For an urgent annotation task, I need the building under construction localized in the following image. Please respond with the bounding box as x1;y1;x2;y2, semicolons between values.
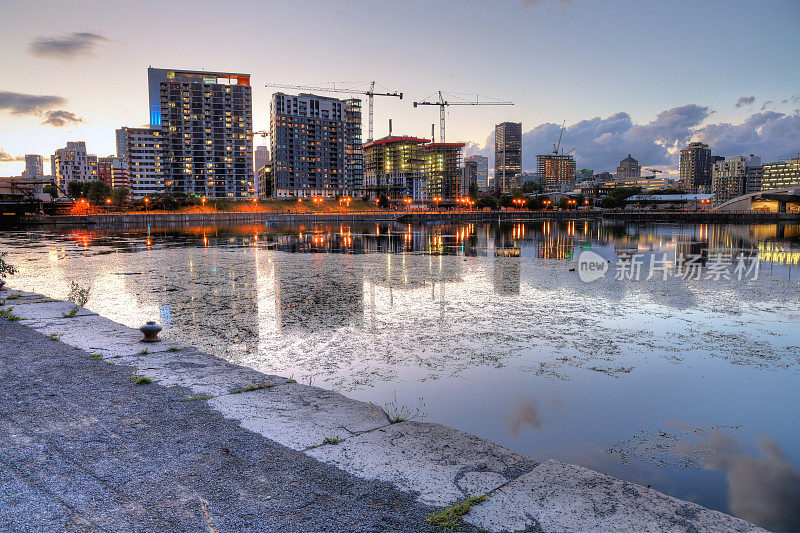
537;153;576;192
363;136;464;203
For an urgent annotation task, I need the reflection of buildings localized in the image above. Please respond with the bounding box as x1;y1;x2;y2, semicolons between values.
493;225;521;294
273;254;363;332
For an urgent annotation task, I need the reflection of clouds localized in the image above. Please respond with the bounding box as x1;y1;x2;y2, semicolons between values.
698;433;800;532
506;400;542;437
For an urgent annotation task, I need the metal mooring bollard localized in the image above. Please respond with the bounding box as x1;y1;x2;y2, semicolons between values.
0;279;6;290
139;321;162;343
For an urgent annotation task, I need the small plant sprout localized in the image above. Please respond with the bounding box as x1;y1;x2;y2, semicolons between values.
323;436;342;445
286;375;297;384
89;353;103;360
426;495;487;531
167;346;182;352
48;333;60;341
138;348;149;355
383;393;427;424
180;395;215;402
0;252;17;278
131;374;152;385
62;281;90;317
231;382;276;394
0;307;21;322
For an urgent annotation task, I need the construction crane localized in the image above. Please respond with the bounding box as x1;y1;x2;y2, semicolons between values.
644;168;663;178
553;120;566;154
412;91;513;144
264;81;402;142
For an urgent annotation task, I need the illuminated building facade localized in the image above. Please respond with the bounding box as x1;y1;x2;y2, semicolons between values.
363;136;428;202
679;142;712;193
98;156;130;190
51;142;98;187
24;155;44;180
465;155;489;190
712;155;761;203
148;67;254;199
116;126;163;199
494;122;522;193
270;92;361;198
536;153;576;192
761;158;800;190
421;143;464;201
616;154;641;179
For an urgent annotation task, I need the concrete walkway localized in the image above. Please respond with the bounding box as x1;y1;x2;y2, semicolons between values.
0;289;764;532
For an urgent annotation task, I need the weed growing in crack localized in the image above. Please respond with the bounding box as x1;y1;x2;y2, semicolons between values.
426;495;487;531
180;395;215;402
62;281;90;318
231;383;276;394
48;333;60;341
383;393;427;424
167;346;182;352
0;307;21;322
89;353;103;360
131;374;152;385
138;348;149;355
323;436;342;445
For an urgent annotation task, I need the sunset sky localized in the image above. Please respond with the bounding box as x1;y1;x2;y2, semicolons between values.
1;0;798;178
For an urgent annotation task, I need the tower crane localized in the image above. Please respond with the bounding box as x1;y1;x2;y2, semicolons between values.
412;91;513;144
553;120;566;154
264;81;402;142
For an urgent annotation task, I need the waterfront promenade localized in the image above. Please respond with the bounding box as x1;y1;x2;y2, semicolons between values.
0;289;763;532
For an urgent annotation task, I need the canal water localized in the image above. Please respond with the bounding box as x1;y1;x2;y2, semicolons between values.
2;220;799;531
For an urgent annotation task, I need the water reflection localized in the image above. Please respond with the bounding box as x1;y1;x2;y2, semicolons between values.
2;219;799;529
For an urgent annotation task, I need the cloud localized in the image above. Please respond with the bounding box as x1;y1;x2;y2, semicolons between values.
467;104;799;172
506;401;543;437
694;110;800;162
735;96;755;108
28;32;109;59
0;91;67;115
697;433;800;531
42;110;82;127
760;100;774;111
0;148;25;163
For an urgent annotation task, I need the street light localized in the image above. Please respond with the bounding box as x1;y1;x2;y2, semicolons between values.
144;197;150;214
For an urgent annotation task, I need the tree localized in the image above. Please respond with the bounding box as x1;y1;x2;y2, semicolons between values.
498;195;513;208
521;181;543;194
526;196;544;210
85;181;112;204
67;181;83;199
43;184;59;198
601;186;642;208
110;187;129;206
378;194;389;209
477;196;498;210
468;182;479;200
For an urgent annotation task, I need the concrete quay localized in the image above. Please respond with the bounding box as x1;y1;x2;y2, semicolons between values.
0;288;764;532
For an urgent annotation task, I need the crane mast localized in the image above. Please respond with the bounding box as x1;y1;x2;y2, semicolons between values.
413;92;513;144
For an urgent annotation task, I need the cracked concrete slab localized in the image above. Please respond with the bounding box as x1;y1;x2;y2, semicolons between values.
465;459;764;532
307;421;538;506
12;314;146;356
209;384;390;450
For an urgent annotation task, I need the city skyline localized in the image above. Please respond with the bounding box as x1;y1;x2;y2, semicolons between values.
1;0;799;179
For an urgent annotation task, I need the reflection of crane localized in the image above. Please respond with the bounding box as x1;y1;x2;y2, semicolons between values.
644;168;663;177
413;91;513;144
264;81;403;142
553;120;566;154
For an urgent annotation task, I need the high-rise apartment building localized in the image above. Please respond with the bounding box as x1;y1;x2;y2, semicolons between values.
536;153;576;192
616;154;641;179
462;160;478;196
422;143;464;201
116;127;164;199
24;155;44;180
51;142;98;187
270;92;362;198
363;136;428;202
679;142;713;193
98;156;130;190
465;155;489;190
712;155;761;203
148;68;254;199
761;158;800;190
254;146;270;171
494;122;522;193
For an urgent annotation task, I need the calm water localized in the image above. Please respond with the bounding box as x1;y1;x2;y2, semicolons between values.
2;220;799;531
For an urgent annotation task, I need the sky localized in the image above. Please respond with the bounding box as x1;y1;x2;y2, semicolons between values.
1;0;799;179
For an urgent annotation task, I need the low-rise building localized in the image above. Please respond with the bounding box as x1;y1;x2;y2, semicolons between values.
116;126;164;199
712;155;761;203
51;142;98;187
761;157;800;190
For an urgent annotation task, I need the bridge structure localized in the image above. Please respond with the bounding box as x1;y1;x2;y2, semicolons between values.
716;187;800;213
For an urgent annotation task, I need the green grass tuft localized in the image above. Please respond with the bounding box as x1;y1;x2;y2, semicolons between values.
0;307;21;322
6;294;19;300
89;353;103;360
131;374;152;385
138;348;149;355
180;394;215;402
167;346;181;352
323;436;342;445
48;333;60;341
230;382;276;394
426;495;487;531
61;305;79;318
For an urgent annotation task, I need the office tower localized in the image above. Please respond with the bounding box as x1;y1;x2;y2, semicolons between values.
679;142;712;193
271;92;361;198
494;122;522;193
51;142;98;187
712;155;761;203
24;155;44;180
463;160;478;196
465;155;489;190
616;154;641;179
148;67;254;199
363;136;429;202
536;153;576;192
116;126;163;199
344;98;364;192
254;146;269;172
761;158;800;190
257;163;273;200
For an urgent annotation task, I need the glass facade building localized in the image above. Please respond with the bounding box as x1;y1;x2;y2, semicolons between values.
494;122;522;193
